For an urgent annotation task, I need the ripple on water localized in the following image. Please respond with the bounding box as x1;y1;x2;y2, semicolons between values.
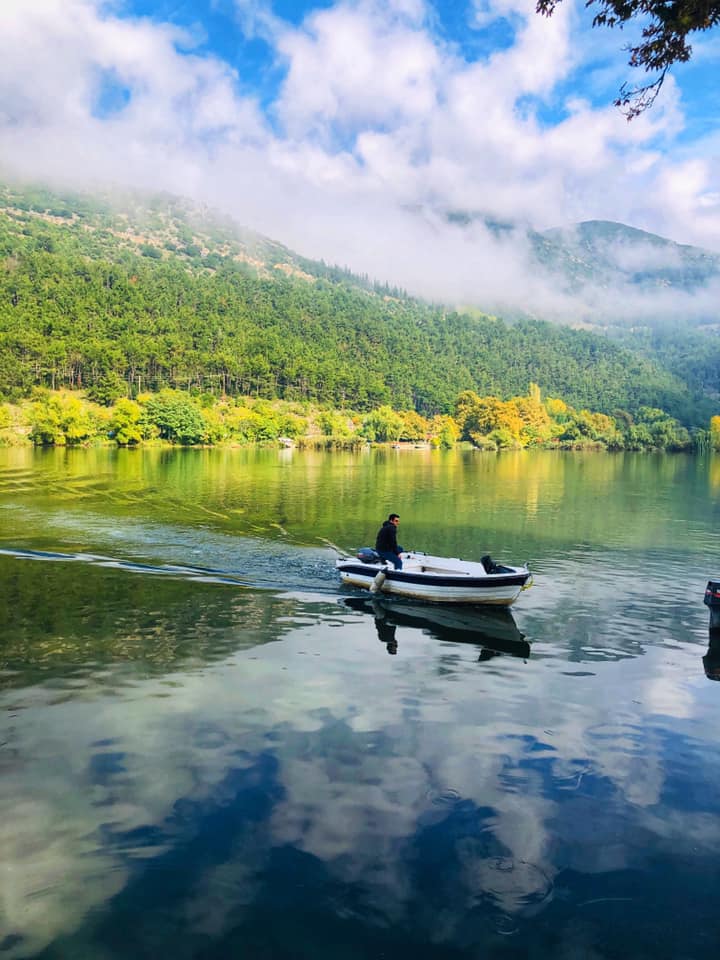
426;787;462;806
586;721;644;753
494;913;520;936
466;857;554;917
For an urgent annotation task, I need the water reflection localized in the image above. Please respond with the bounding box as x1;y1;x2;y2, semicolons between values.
2;578;720;960
702;632;720;680
342;596;531;661
4;448;720;958
0;553;299;693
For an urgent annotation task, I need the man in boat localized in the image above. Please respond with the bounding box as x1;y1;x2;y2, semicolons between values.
375;513;404;569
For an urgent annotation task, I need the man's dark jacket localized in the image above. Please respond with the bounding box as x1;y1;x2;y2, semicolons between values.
375;521;399;555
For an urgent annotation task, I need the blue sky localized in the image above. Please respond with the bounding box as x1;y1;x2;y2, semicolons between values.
0;1;719;309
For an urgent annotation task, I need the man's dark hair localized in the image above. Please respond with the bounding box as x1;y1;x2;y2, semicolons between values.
388;513;400;521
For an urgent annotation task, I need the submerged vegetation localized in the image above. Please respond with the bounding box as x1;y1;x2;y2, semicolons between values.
0;384;702;452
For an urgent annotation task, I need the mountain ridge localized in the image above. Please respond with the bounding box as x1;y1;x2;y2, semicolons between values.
535;219;720;300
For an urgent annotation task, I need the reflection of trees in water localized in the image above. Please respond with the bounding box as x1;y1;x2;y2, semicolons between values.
0;556;295;688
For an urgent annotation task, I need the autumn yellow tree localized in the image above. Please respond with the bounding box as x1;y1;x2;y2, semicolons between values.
399;410;429;441
429;414;460;448
710;415;720;452
513;384;552;445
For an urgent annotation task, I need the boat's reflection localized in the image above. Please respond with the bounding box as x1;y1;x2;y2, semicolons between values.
343;596;531;661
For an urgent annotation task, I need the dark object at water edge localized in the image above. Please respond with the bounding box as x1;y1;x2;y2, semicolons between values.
703;579;720;630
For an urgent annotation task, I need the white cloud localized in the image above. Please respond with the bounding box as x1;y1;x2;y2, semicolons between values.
486;0;574;98
0;0;718;317
472;0;528;29
653;158;720;249
275;2;441;137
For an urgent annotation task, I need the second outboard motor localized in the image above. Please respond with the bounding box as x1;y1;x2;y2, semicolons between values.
357;547;381;564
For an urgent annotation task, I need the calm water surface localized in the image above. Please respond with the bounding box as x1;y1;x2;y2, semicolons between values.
2;446;720;958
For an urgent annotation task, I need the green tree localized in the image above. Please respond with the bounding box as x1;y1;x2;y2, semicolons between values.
87;371;126;406
200;405;229;444
278;412;307;438
29;393;95;445
361;406;404;442
110;399;143;445
627;423;654;449
142;390;205;445
251;400;281;440
0;181;712;429
487;426;518;450
318;410;352;437
225;406;265;442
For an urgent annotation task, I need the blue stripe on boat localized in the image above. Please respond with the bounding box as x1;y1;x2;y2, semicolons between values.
338;564;528;589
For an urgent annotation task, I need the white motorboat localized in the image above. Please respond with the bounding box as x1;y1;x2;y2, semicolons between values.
336;548;532;606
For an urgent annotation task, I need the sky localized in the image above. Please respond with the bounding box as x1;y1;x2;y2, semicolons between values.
0;0;719;310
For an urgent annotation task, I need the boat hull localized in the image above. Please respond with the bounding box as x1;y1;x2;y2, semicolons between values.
336;552;530;606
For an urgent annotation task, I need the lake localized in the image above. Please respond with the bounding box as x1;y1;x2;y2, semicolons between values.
2;445;720;958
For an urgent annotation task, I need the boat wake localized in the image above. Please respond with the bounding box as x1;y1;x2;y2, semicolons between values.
0;546;256;587
0;543;339;595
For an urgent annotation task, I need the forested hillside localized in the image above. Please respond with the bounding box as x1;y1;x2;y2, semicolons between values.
0;182;713;427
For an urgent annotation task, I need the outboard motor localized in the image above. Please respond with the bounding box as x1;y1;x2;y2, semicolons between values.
357;547;381;564
481;554;514;575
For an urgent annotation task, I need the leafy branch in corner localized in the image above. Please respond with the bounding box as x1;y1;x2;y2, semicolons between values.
536;0;720;118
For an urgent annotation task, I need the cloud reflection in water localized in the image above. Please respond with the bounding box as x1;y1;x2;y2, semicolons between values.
2;559;720;958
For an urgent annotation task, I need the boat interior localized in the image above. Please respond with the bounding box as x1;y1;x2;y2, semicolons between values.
395;554;518;577
349;549;522;577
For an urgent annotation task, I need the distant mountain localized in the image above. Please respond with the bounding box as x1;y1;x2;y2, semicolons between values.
444;209;720;319
441;209;720;399
534;220;720;301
